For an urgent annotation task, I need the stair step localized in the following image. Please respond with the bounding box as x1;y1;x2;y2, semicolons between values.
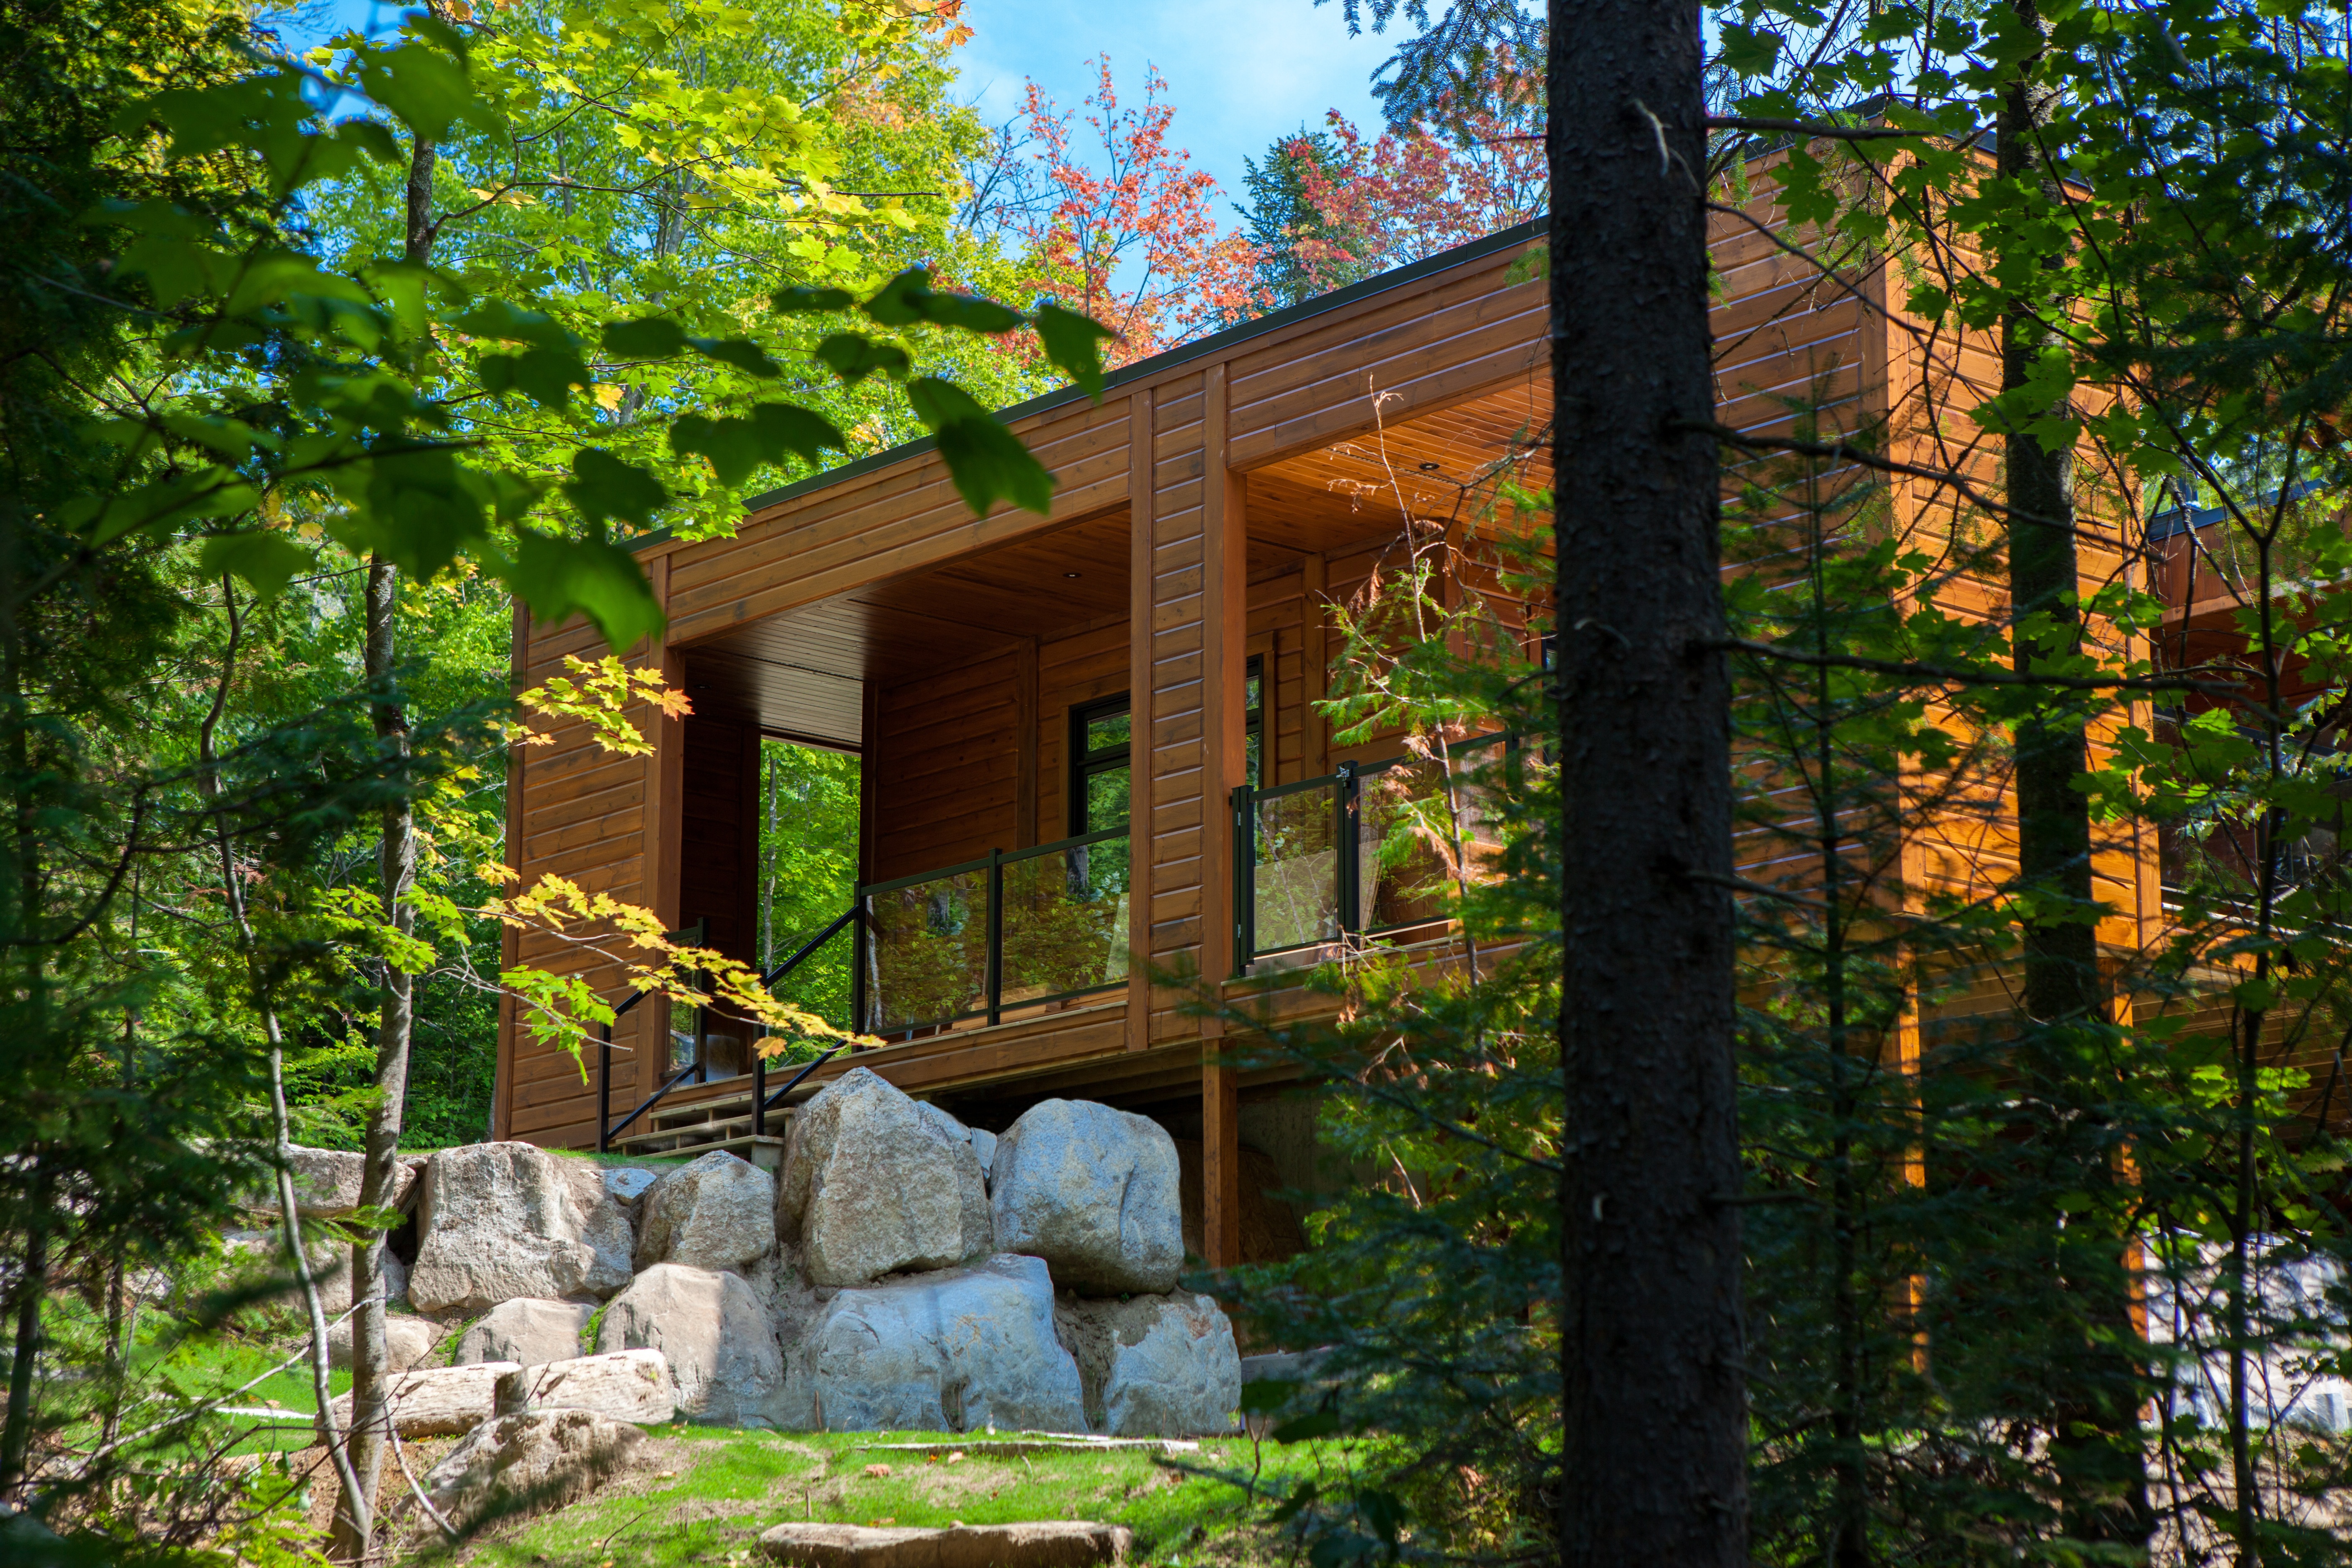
606;1129;786;1173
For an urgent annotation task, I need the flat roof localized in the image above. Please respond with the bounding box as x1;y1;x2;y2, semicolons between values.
629;215;1550;552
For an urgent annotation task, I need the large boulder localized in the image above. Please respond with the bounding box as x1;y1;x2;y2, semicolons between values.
327;1314;443;1373
777;1254;1084;1434
1053;1293;1240;1436
596;1262;782;1426
758;1522;1131;1568
223;1232;407;1315
328;1360;518;1437
248;1147;422;1219
603;1167;661;1209
779;1069;990;1287
407;1143;632;1314
634;1151;775;1274
494;1349;675;1425
989;1102;1182;1295
421;1408;644;1532
918;1103;998;1188
453;1298;594;1368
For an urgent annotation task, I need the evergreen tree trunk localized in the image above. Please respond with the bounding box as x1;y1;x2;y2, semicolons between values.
1548;0;1744;1561
1996;2;2152;1546
333;128;433;1565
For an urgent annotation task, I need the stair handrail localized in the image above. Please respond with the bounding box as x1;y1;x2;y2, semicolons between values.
594;905;861;1153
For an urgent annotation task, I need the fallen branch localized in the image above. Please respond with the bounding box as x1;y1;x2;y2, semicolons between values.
848;1436;1202;1457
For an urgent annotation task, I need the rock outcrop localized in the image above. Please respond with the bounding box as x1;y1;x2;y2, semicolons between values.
989;1101;1183;1295
326;1314;443;1373
328;1360;519;1437
779;1069;990;1287
758;1522;1131;1568
634;1150;775;1274
1053;1293;1240;1436
453;1297;594;1367
603;1167;660;1209
493;1349;675;1425
223;1232;407;1315
779;1254;1084;1434
596;1262;782;1425
407;1143;632;1314
421;1408;644;1532
248;1146;422;1218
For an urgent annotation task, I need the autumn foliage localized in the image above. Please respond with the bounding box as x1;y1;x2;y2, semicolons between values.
1007;58;1266;366
1285;85;1545;292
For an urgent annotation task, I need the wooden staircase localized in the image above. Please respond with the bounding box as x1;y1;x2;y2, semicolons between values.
609;1085;787;1172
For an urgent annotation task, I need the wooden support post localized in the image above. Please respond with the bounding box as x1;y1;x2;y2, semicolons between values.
1200;364;1247;1002
493;594;531;1141
1302;554;1329;776
1015;637;1040;849
1199;363;1247;1271
642;554;685;1102
1202;1046;1241;1272
1126;388;1156;1052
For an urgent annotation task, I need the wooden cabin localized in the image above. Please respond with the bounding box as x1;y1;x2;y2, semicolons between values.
493;168;2174;1266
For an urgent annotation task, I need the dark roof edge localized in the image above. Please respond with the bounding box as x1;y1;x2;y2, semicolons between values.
631;215;1550;548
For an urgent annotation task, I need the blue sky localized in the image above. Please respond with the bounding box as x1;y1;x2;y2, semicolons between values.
271;0;1398;221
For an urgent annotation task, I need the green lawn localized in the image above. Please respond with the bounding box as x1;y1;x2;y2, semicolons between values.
429;1428;1320;1568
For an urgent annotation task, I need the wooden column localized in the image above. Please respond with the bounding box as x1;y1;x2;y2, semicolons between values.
1015;637;1040;849
1302;554;1330;774
1199;363;1247;1270
640;553;685;1096
493;594;532;1140
1126;388;1156;1053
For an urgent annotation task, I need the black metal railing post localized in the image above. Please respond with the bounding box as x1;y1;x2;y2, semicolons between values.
596;1021;613;1152
1231;782;1253;975
850;899;869;1036
985;846;1003;1026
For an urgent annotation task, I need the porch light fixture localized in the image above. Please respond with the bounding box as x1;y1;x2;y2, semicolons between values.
1064;571;1081;578
1418;461;1441;472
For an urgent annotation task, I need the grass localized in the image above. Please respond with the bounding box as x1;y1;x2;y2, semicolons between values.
421;1428;1323;1568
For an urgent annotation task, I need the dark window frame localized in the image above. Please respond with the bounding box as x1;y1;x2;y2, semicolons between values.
1069;692;1132;836
1068;656;1265;837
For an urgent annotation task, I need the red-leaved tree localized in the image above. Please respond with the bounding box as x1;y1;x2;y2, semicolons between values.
1285;75;1545;293
1001;58;1266;366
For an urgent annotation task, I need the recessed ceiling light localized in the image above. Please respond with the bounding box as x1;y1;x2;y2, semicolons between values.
1063;571;1081;579
1418;461;1441;472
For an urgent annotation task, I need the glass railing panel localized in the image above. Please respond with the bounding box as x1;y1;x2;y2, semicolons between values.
1254;783;1343;951
864;865;988;1033
1359;738;1510;932
999;833;1131;1006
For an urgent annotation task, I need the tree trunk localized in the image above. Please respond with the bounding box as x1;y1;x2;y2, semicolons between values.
333;128;434;1565
0;1220;45;1496
1996;2;2153;1548
1548;0;1745;1563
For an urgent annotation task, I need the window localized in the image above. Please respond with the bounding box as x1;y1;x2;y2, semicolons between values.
1244;655;1265;790
1070;694;1131;835
1069;655;1264;836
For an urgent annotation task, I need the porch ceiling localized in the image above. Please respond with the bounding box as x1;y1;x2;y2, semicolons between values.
679;507;1133;747
676;375;1551;749
1245;377;1550;567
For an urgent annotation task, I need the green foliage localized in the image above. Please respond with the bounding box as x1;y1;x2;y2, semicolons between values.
1203;453;1562;1564
757;741;861;1027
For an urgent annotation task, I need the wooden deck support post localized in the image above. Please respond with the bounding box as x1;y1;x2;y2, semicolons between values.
1200;364;1247;1271
1126;387;1156;1055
